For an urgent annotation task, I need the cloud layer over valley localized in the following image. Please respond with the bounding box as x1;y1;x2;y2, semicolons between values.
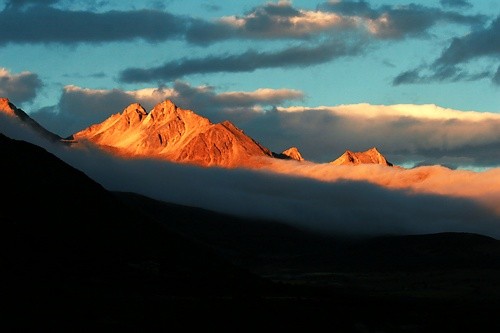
2;113;500;239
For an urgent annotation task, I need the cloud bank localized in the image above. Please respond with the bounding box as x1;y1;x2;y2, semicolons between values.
2;114;500;239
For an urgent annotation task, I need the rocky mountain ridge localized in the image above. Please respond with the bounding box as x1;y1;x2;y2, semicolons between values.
1;97;394;168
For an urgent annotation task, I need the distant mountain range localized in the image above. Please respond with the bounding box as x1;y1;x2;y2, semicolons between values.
1;97;393;168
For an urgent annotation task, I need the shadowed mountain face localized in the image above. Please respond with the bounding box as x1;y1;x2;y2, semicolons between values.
0;133;279;329
71;100;273;168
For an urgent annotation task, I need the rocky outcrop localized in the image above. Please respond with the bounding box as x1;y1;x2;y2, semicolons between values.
330;147;393;166
274;146;304;161
71;100;273;168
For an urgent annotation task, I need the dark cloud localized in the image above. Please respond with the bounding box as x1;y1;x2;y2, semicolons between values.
185;18;235;46
394;16;500;85
2;116;500;239
186;1;484;45
0;68;42;104
439;0;472;8
392;68;423;85
319;1;485;39
119;39;363;83
186;2;305;44
318;0;373;17
435;16;500;66
0;5;187;44
392;65;491;85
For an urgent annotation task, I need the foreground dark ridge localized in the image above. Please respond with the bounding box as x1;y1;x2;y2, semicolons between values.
3;132;500;332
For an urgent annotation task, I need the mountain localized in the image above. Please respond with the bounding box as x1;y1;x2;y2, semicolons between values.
274;146;304;161
0;97;62;142
1;98;398;170
70;100;274;168
330;147;393;166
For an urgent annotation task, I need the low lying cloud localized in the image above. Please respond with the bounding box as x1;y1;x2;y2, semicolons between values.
119;39;363;83
2;115;500;239
0;68;42;104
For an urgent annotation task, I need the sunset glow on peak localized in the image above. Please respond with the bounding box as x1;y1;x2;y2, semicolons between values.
0;97;16;116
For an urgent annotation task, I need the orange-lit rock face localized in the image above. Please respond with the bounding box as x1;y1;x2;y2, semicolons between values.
72;100;273;168
0;98;17;116
281;147;304;161
330;147;393;166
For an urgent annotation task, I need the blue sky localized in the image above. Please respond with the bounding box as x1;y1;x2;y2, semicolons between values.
1;0;499;168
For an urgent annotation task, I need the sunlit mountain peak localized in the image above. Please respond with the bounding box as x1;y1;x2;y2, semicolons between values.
281;147;304;161
0;97;17;117
330;147;393;166
72;99;272;168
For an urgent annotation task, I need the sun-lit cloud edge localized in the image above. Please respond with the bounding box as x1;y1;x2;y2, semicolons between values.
260;157;500;216
277;103;500;121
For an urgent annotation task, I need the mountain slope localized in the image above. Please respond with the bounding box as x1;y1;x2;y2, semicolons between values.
71;100;273;168
0;132;277;329
0;97;62;142
330;147;393;166
3;132;500;332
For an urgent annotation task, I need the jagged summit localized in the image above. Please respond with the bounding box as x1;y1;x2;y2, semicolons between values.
282;147;304;161
274;146;304;161
72;99;273;168
1;97;398;170
0;97;17;116
330;147;393;166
